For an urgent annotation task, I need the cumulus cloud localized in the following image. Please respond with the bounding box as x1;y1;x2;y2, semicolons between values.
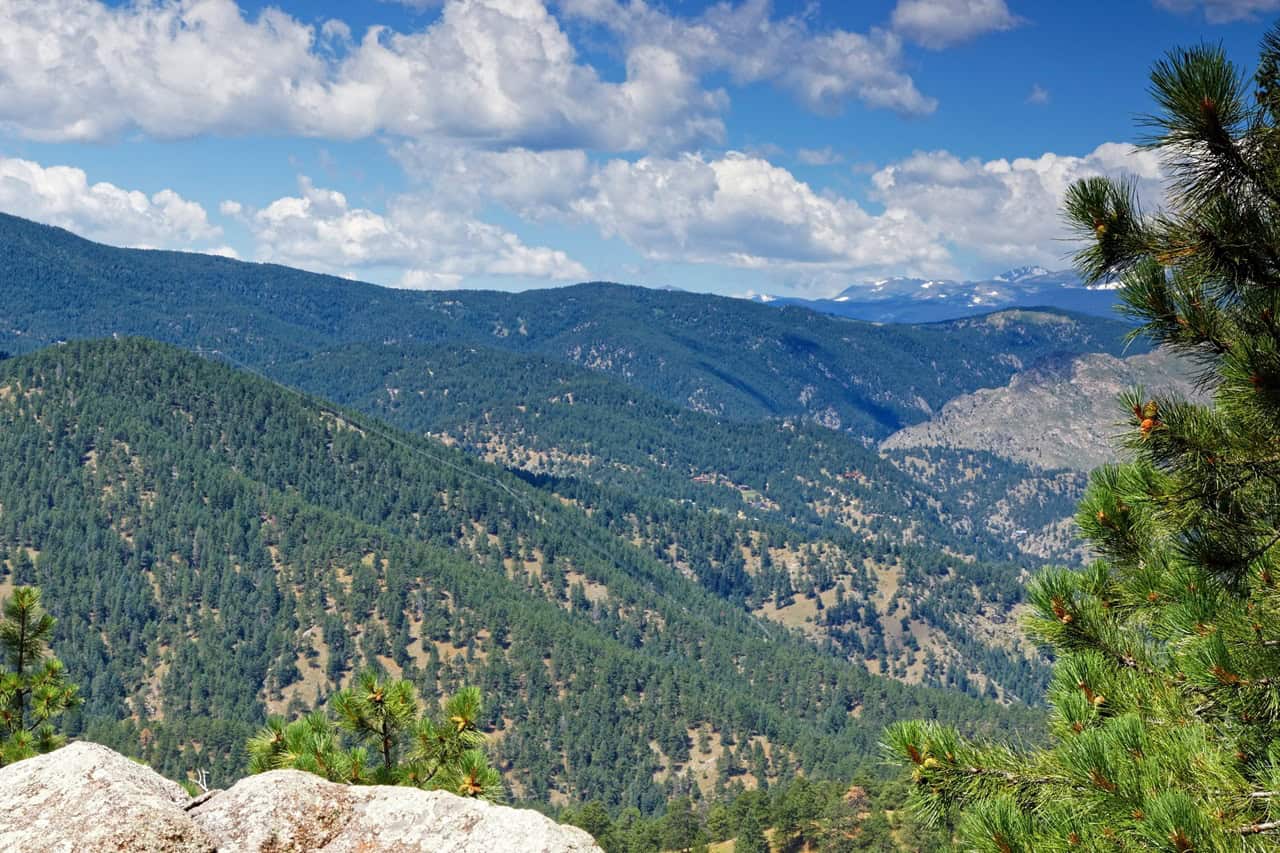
0;0;944;151
392;142;592;217
1027;83;1050;105
0;0;723;151
568;152;950;276
1;138;1166;292
0;155;220;249
394;140;1168;285
236;176;588;285
199;245;241;259
559;0;937;116
869;142;1165;269
890;0;1023;49
1154;0;1280;21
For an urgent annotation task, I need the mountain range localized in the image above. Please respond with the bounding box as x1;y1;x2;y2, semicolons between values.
748;265;1125;323
0;212;1195;813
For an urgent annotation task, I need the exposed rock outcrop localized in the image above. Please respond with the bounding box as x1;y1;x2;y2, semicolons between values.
881;350;1201;471
190;769;600;852
0;742;212;853
0;742;600;852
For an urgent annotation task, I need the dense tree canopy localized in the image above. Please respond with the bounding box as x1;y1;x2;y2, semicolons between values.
888;24;1280;852
0;338;1039;809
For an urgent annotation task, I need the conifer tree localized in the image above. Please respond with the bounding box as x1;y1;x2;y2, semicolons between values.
887;25;1280;852
736;808;770;853
0;587;81;765
248;670;501;799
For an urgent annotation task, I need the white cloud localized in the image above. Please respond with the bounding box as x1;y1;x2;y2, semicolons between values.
868;142;1165;269
0;0;724;151
392;139;1171;288
1155;0;1280;21
560;0;937;116
392;139;1169;286
0;155;220;249
199;245;241;259
0;137;1170;294
796;147;845;166
392;142;592;217
240;176;588;285
568;152;949;276
1027;83;1050;105
890;0;1023;49
0;0;953;178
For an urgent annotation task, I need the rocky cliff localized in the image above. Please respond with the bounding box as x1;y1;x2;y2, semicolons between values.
0;742;600;852
881;350;1201;471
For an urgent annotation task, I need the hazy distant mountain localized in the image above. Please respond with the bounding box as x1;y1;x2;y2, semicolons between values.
749;266;1124;323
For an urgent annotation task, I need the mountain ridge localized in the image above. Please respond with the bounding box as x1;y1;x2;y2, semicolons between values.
0;211;1144;440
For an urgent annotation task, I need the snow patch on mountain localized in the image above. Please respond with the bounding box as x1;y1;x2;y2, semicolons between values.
744;266;1125;323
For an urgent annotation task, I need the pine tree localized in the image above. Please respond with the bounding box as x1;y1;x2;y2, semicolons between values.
0;587;81;765
248;670;501;799
735;808;770;853
661;796;704;852
567;800;617;850
886;26;1280;852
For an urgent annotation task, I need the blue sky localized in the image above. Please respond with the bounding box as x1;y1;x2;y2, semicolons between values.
0;0;1270;296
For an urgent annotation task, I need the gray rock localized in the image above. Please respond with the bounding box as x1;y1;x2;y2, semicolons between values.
0;741;214;853
0;743;600;852
190;769;600;852
881;350;1202;472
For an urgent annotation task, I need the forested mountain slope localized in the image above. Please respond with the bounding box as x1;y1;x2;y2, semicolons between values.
0;212;1137;699
271;341;1061;691
0;340;1040;809
0;213;1143;438
275;341;1026;559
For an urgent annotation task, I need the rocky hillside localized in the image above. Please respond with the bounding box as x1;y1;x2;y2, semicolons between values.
881;349;1201;471
880;349;1202;562
0;742;598;852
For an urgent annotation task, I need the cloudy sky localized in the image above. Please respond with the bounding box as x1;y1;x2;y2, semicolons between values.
0;0;1270;296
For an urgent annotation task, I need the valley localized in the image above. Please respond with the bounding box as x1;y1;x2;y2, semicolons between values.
0;213;1173;811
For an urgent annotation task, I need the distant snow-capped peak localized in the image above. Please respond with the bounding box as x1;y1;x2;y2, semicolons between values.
743;265;1088;309
992;265;1051;282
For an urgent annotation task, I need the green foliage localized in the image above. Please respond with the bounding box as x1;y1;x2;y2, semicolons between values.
735;809;769;853
0;338;1038;807
888;24;1280;851
248;672;500;799
0;587;80;765
563;776;941;853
